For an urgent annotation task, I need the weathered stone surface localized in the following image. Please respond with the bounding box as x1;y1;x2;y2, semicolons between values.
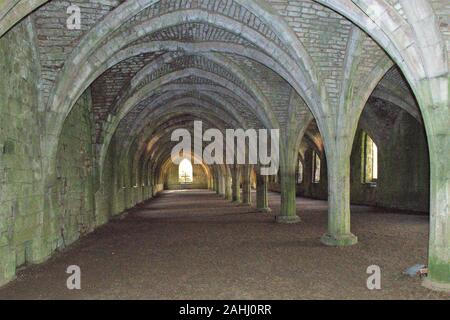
0;18;43;286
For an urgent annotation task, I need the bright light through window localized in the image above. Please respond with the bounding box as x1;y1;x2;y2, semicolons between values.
298;160;303;184
363;132;378;184
179;158;193;184
312;151;321;183
372;142;378;180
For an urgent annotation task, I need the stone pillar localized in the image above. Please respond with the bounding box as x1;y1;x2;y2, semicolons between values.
321;152;358;246
420;79;450;292
424;131;450;291
213;170;219;194
148;184;153;200
218;173;225;197
241;165;252;205
256;174;271;213
215;179;220;194
232;165;241;203
277;162;300;223
225;173;233;200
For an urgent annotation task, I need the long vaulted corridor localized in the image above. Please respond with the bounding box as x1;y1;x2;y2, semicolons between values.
0;0;449;301
0;190;446;300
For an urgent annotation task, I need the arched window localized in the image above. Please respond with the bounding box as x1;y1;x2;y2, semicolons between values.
362;132;378;184
312;151;321;184
179;159;193;184
298;159;304;184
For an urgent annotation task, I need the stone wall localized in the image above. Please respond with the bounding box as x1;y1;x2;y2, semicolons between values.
297;148;328;200
95;138;115;227
349;100;430;212
52;90;96;249
0;19;156;284
0;18;44;285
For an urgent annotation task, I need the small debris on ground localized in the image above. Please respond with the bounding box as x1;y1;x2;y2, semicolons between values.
404;264;428;278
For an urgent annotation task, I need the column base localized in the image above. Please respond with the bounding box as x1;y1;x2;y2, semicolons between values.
258;207;272;213
276;215;301;224
422;278;450;292
321;233;358;247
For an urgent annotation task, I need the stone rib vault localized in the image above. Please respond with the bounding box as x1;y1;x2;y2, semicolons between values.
0;0;448;293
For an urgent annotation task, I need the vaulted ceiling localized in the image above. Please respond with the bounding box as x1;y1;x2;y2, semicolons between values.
24;0;423;174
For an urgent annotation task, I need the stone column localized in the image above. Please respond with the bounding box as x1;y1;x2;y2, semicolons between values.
424;130;450;291
256;173;271;213
419;78;450;292
232;165;241;203
208;175;213;190
217;172;225;197
216;178;220;194
241;165;252;205
225;173;233;200
277;161;300;223
213;169;219;194
321;152;358;246
148;184;153;199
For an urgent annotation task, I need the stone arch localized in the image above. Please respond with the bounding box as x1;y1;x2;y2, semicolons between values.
131;107;236;180
97;69;267;180
0;0;47;37
109;51;273;120
126;99;242;165
42;4;327;188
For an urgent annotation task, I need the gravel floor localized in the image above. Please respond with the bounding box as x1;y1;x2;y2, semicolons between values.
0;190;448;300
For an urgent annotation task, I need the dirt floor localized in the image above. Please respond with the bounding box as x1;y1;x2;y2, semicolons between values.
0;190;448;300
